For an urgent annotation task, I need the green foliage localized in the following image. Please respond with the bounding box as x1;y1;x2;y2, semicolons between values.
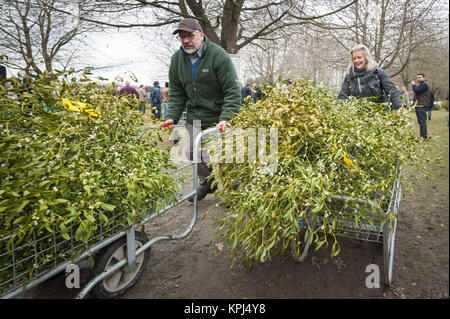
441;100;448;111
211;80;425;267
0;70;177;292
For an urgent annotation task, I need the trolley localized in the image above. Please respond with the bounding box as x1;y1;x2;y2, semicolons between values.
0;124;208;299
293;160;402;286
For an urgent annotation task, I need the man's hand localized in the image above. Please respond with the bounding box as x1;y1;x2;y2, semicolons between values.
161;118;175;129
217;120;227;132
399;107;408;116
411;80;415;86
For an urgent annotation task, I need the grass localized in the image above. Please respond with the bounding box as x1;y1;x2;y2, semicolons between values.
394;108;449;298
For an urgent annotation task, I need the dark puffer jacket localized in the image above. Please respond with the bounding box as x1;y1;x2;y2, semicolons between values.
338;68;402;110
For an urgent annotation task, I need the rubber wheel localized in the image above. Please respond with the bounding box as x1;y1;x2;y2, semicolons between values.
89;231;150;298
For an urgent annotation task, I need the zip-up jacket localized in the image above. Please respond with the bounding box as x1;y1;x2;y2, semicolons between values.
166;36;241;128
338;68;402;110
412;81;430;107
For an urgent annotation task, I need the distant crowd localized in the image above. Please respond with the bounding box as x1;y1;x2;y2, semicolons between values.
116;80;169;120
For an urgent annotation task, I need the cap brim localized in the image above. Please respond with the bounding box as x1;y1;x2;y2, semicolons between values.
173;27;200;35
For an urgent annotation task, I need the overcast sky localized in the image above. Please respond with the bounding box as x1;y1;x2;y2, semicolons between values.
75;29;174;86
73;28;245;87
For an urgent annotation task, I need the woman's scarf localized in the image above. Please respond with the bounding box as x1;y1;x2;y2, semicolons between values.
350;67;378;85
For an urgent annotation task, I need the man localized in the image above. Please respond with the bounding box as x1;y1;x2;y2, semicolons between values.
137;84;147;114
161;82;169;120
401;86;410;108
241;83;252;104
253;83;264;102
150;81;162;119
411;73;431;140
162;18;241;201
0;64;6;79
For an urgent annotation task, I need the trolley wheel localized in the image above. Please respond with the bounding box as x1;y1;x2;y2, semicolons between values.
90;231;150;298
383;216;397;286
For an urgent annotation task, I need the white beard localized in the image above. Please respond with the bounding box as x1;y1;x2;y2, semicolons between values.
183;47;197;54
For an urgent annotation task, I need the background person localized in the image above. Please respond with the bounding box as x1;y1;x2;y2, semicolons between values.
150;81;162;119
428;90;435;121
253;83;264;102
0;64;6;79
241;83;252;104
161;82;169;120
118;81;139;99
338;44;402;110
161;18;241;202
118;81;139;109
401;86;410;108
411;73;431;140
137;84;147;114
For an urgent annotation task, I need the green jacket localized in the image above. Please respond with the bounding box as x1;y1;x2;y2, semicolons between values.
166;36;241;128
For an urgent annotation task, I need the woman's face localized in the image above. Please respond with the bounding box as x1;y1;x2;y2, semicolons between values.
352;51;367;70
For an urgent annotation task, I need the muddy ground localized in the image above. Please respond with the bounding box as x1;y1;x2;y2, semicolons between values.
17;110;449;300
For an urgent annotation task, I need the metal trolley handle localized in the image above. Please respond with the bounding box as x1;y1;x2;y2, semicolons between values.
76;125;221;299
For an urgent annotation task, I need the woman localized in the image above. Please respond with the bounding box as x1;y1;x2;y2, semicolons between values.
338;44;402;110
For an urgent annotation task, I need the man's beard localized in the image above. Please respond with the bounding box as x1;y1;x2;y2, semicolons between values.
183;42;201;54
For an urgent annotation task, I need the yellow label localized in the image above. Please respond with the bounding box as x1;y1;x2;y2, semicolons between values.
61;98;100;117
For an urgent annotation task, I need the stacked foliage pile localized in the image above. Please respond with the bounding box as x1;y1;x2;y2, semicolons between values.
211;80;423;267
0;70;177;291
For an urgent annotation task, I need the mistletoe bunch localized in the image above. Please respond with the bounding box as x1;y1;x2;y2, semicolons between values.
211;80;422;267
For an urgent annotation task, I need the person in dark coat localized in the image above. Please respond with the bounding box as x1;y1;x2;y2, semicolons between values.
241;83;252;104
411;73;431;139
427;90;435;120
0;64;6;79
253;83;264;102
149;81;162;119
338;44;402;110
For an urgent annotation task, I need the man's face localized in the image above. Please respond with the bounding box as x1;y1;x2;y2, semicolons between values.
416;75;425;83
178;30;204;54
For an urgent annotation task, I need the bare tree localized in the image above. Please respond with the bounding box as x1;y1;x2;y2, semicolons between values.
0;0;93;75
242;26;348;89
324;0;447;78
51;0;358;54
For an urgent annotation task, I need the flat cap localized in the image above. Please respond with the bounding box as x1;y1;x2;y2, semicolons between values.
173;18;202;35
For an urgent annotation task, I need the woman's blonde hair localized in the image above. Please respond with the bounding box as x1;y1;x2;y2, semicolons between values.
347;44;378;73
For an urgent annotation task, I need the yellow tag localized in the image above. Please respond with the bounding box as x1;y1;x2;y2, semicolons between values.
341;152;354;168
62;98;100;118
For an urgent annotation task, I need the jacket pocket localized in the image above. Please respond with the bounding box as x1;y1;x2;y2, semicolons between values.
368;84;382;98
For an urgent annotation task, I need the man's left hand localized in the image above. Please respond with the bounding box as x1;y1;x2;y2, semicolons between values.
217;120;227;131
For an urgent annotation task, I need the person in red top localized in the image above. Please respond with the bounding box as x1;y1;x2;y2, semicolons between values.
118;81;139;99
118;81;139;110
